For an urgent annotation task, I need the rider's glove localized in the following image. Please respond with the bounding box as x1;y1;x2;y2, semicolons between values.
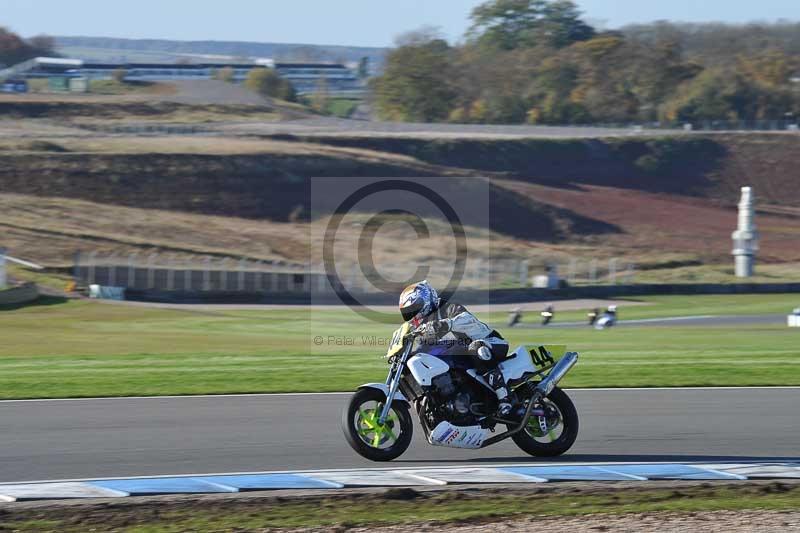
469;339;493;361
422;319;450;344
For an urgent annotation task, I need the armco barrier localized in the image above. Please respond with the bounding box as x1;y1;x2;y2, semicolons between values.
123;282;800;306
0;283;39;306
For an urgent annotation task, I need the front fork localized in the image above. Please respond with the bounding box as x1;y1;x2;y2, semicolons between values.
378;343;411;425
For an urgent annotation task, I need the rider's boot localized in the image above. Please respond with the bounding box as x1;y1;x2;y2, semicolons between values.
484;368;512;417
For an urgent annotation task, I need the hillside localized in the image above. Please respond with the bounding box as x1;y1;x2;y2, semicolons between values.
0;131;798;283
298;133;800;207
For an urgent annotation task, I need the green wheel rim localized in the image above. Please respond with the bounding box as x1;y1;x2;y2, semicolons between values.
354;401;400;449
525;400;564;443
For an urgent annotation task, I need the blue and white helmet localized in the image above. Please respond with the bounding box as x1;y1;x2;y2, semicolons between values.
399;280;439;326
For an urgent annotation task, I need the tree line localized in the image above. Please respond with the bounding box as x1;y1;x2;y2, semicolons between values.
372;0;800;125
0;27;55;68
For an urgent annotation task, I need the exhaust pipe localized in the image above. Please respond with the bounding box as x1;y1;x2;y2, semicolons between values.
535;351;578;397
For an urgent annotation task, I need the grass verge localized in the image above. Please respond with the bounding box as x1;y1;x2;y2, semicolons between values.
4;483;800;532
0;294;797;398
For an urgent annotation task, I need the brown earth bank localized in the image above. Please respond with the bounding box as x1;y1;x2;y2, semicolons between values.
0;139;615;242
286;133;800;206
315;511;800;532
498;181;800;263
0;133;799;272
0;134;797;217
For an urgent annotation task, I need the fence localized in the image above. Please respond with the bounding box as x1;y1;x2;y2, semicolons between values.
73;252;635;295
74;253;320;294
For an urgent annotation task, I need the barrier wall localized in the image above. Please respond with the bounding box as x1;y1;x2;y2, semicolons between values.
0;283;39;306
124;282;800;305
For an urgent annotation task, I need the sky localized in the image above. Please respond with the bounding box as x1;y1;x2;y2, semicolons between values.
3;0;800;47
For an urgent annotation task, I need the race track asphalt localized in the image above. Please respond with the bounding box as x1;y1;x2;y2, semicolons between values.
0;388;797;483
518;314;787;328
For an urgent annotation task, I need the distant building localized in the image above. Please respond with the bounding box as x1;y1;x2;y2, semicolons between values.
1;56;364;97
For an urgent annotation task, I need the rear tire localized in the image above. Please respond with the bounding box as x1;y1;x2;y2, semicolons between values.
342;387;413;462
511;387;579;457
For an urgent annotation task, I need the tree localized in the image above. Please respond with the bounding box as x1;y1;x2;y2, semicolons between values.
368;14;800;125
245;67;296;101
111;68;127;83
311;75;329;113
737;49;797;88
27;34;55;55
373;32;456;122
468;0;594;50
540;1;597;48
215;66;235;83
0;28;56;67
357;56;370;79
661;69;749;123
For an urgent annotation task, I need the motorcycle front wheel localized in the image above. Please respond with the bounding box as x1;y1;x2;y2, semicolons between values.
342;387;413;461
511;386;579;457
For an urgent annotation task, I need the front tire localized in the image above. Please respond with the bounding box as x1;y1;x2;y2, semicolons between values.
511;387;579;457
342;387;413;461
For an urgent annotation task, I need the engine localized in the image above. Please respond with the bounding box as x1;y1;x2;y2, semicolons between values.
427;372;487;427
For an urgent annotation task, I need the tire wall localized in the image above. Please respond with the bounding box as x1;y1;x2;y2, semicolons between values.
0;282;39;305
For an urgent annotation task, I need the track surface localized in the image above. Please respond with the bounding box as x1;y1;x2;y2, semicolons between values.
1;389;797;483
520;314;787;328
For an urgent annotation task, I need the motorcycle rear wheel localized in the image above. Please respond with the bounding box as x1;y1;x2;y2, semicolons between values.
511;387;579;457
342;387;413;461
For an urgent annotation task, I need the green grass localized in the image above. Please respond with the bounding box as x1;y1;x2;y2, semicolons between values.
0;294;798;399
88;79;163;95
325;98;359;118
7;264;73;292
5;484;800;532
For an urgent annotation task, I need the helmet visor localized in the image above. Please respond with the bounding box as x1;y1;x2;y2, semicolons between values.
400;301;423;323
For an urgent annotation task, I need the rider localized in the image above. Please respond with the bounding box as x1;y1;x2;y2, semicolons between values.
398;280;512;416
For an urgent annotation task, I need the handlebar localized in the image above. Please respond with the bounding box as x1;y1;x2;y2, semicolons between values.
407;324;426;338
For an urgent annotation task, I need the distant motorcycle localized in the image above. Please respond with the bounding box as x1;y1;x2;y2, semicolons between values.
541;305;555;326
595;306;618;330
342;322;580;461
587;308;599;326
507;308;523;327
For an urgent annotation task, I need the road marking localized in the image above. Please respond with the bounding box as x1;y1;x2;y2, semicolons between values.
4;460;798;486
4;462;797;500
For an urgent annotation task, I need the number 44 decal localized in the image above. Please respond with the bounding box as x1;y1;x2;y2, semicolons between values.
530;346;555;367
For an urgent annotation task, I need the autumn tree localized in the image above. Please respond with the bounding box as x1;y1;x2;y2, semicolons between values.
370;4;800;125
245;67;296;101
311;75;329;113
215;66;235;83
111;68;127;83
373;29;456;121
468;0;594;50
0;28;56;67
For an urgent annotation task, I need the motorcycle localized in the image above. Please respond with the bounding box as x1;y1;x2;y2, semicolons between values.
342;321;580;461
541;305;555;326
595;306;618;330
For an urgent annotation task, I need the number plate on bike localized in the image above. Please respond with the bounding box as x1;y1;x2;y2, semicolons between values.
528;344;567;369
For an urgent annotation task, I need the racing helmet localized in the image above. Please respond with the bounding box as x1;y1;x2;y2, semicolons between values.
399;280;439;326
